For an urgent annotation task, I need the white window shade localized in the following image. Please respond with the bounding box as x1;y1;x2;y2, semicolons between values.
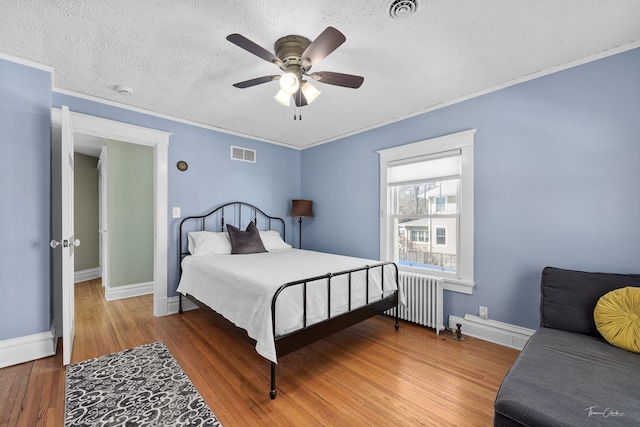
387;150;461;186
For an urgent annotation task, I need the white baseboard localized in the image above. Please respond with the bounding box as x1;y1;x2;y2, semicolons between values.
0;322;57;368
448;314;535;350
154;295;169;317
105;282;154;301
74;267;100;283
167;295;199;315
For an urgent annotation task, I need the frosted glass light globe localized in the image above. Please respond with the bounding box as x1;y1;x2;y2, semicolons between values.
279;72;299;94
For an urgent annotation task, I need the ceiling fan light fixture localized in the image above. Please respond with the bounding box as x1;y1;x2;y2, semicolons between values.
279;72;300;94
301;81;321;104
228;27;363;112
274;89;291;106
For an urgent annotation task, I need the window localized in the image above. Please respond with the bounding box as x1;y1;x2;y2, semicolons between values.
411;229;429;243
436;227;447;245
378;129;476;294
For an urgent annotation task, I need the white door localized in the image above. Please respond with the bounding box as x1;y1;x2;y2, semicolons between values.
98;146;108;288
51;108;170;317
51;105;79;365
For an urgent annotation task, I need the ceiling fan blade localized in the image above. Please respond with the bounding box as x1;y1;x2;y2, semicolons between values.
309;71;364;89
226;33;282;65
301;27;346;65
232;75;280;88
293;88;308;107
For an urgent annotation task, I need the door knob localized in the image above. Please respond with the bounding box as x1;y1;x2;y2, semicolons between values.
50;238;80;248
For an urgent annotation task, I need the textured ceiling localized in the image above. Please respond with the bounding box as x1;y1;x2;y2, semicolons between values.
1;1;639;149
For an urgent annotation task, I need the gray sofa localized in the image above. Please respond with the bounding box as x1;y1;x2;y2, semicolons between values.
494;267;640;426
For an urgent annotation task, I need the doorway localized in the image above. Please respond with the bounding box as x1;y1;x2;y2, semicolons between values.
52;108;171;319
74;137;155;300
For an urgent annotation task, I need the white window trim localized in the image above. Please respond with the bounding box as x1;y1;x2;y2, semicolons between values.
378;129;476;294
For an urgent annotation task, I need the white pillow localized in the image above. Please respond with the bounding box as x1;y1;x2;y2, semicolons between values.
188;231;232;256
259;230;292;251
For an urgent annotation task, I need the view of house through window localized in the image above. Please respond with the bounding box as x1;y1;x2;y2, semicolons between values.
392;176;459;273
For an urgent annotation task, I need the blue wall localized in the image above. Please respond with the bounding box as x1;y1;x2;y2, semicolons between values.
301;47;640;330
0;59;52;340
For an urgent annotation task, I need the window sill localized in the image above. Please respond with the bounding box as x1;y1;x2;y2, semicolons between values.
398;265;474;294
443;278;474;294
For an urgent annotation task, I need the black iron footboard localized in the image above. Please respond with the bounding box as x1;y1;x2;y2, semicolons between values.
268;261;399;399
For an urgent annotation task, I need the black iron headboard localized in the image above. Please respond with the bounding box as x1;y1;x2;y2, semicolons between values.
178;201;286;264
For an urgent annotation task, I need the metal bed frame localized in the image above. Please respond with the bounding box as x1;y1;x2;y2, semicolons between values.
178;201;399;399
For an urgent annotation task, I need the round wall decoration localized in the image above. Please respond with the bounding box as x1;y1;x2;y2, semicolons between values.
176;161;188;171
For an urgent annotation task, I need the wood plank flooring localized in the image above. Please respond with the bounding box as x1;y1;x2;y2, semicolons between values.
0;279;519;426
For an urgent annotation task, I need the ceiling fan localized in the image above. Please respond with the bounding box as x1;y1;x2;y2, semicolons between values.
227;27;364;108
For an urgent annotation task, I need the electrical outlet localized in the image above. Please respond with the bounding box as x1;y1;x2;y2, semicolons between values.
479;305;488;319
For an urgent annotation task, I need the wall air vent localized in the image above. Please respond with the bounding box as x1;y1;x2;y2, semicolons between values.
230;145;256;163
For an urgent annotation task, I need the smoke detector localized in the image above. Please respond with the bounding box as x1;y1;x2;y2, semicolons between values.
385;0;420;20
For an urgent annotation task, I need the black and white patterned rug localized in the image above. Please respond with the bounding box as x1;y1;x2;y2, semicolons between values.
65;341;222;426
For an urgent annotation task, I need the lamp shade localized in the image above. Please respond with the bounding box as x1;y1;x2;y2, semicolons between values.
274;89;291;106
300;81;321;104
290;199;314;217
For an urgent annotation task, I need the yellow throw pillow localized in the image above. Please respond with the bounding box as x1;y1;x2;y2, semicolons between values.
594;286;640;353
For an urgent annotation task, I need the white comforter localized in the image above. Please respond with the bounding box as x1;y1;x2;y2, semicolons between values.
177;249;401;363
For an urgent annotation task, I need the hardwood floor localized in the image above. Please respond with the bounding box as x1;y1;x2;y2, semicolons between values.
1;279;519;426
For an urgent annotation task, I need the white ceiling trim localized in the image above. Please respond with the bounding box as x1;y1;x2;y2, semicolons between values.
0;50;53;73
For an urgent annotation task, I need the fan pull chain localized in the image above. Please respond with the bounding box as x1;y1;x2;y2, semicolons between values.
293;91;302;121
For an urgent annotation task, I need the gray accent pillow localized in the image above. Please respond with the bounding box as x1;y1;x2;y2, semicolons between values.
227;222;267;254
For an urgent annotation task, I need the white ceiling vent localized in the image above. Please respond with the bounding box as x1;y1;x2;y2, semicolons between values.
385;0;420;20
231;145;256;163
